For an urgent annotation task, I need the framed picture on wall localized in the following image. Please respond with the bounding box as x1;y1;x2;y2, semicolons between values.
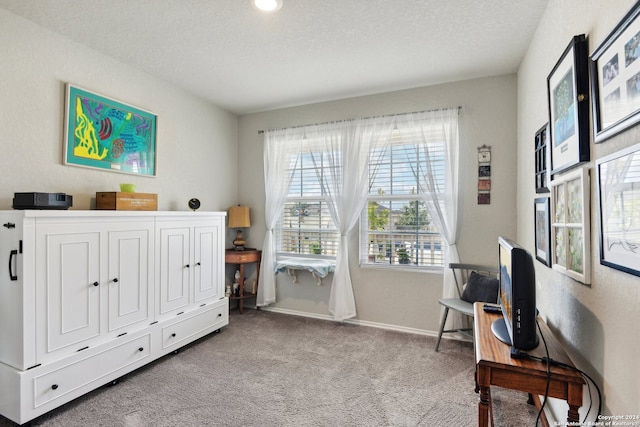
534;123;550;193
478;179;491;191
596;142;640;277
64;84;157;176
478;165;491;177
550;167;591;285
590;2;640;143
547;35;590;175
534;197;551;266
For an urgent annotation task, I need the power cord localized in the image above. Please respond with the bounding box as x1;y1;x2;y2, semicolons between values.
534;318;551;427
510;319;602;425
533;356;602;422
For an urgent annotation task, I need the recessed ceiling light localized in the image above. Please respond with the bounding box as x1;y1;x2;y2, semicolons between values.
253;0;282;12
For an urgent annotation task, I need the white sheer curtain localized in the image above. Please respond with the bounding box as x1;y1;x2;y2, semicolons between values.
258;110;459;322
256;128;303;307
306;118;395;321
396;108;462;329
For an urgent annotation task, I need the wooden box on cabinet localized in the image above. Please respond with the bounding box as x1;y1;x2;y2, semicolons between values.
96;192;158;210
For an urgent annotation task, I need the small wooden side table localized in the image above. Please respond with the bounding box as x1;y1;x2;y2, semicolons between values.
474;302;584;426
225;248;262;314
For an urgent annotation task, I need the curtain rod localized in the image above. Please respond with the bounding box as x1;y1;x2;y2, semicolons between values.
257;106;462;134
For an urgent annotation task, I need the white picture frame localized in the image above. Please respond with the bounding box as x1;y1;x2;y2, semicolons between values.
550;167;591;284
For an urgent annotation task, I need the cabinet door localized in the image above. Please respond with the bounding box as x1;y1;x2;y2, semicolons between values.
157;226;191;315
0;213;30;370
107;228;152;332
193;225;222;302
36;228;101;361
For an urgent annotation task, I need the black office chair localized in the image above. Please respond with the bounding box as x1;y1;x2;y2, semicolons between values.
435;263;499;351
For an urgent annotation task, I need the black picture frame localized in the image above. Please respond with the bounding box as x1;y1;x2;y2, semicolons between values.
547;34;590;176
590;1;640;143
478;165;491;177
596;142;640;277
534;197;551;267
534;123;550;193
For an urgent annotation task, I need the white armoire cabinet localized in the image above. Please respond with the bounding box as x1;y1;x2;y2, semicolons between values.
0;211;228;425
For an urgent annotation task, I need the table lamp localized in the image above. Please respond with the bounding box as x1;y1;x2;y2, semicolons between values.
228;206;251;251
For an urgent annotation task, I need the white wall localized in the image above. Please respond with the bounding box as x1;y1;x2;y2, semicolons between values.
0;9;238;213
238;75;518;332
517;0;640;416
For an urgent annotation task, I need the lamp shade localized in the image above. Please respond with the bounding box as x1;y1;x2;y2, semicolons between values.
228;206;251;228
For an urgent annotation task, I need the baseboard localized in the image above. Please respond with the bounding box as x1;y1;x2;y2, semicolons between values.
255;306;469;341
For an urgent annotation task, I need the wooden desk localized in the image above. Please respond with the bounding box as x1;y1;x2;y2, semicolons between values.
473;302;584;426
225;249;262;314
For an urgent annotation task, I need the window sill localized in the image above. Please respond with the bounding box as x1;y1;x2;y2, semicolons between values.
359;262;444;274
275;257;336;286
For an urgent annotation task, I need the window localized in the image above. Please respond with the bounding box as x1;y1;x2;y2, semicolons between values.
272;110;455;269
359;128;445;268
276;148;340;258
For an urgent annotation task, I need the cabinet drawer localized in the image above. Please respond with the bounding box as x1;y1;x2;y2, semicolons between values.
161;305;227;350
225;250;260;264
33;334;151;407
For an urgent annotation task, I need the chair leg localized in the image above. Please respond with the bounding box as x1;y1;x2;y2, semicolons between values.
435;307;449;352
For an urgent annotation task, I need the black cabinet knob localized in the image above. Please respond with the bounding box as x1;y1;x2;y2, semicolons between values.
51;384;59;390
171;333;176;338
92;281;99;287
112;278;119;283
138;347;144;352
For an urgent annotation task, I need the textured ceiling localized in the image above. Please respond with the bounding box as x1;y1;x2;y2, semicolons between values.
0;0;548;114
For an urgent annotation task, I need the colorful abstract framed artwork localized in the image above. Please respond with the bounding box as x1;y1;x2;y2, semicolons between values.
547;35;590;176
596;142;640;277
64;84;157;176
590;1;640;143
550;167;591;284
534;197;551;267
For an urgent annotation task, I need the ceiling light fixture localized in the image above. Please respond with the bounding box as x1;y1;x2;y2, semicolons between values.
253;0;282;12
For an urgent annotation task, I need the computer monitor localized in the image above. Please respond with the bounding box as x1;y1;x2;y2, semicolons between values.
491;236;539;351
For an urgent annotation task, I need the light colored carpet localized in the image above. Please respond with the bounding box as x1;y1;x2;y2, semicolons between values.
1;309;538;426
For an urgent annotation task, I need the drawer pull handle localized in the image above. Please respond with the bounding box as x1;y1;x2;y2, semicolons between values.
218;313;222;317
138;347;144;352
184;264;190;268
92;281;99;287
171;333;176;338
9;250;18;281
111;278;119;283
51;384;59;390
195;262;201;266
